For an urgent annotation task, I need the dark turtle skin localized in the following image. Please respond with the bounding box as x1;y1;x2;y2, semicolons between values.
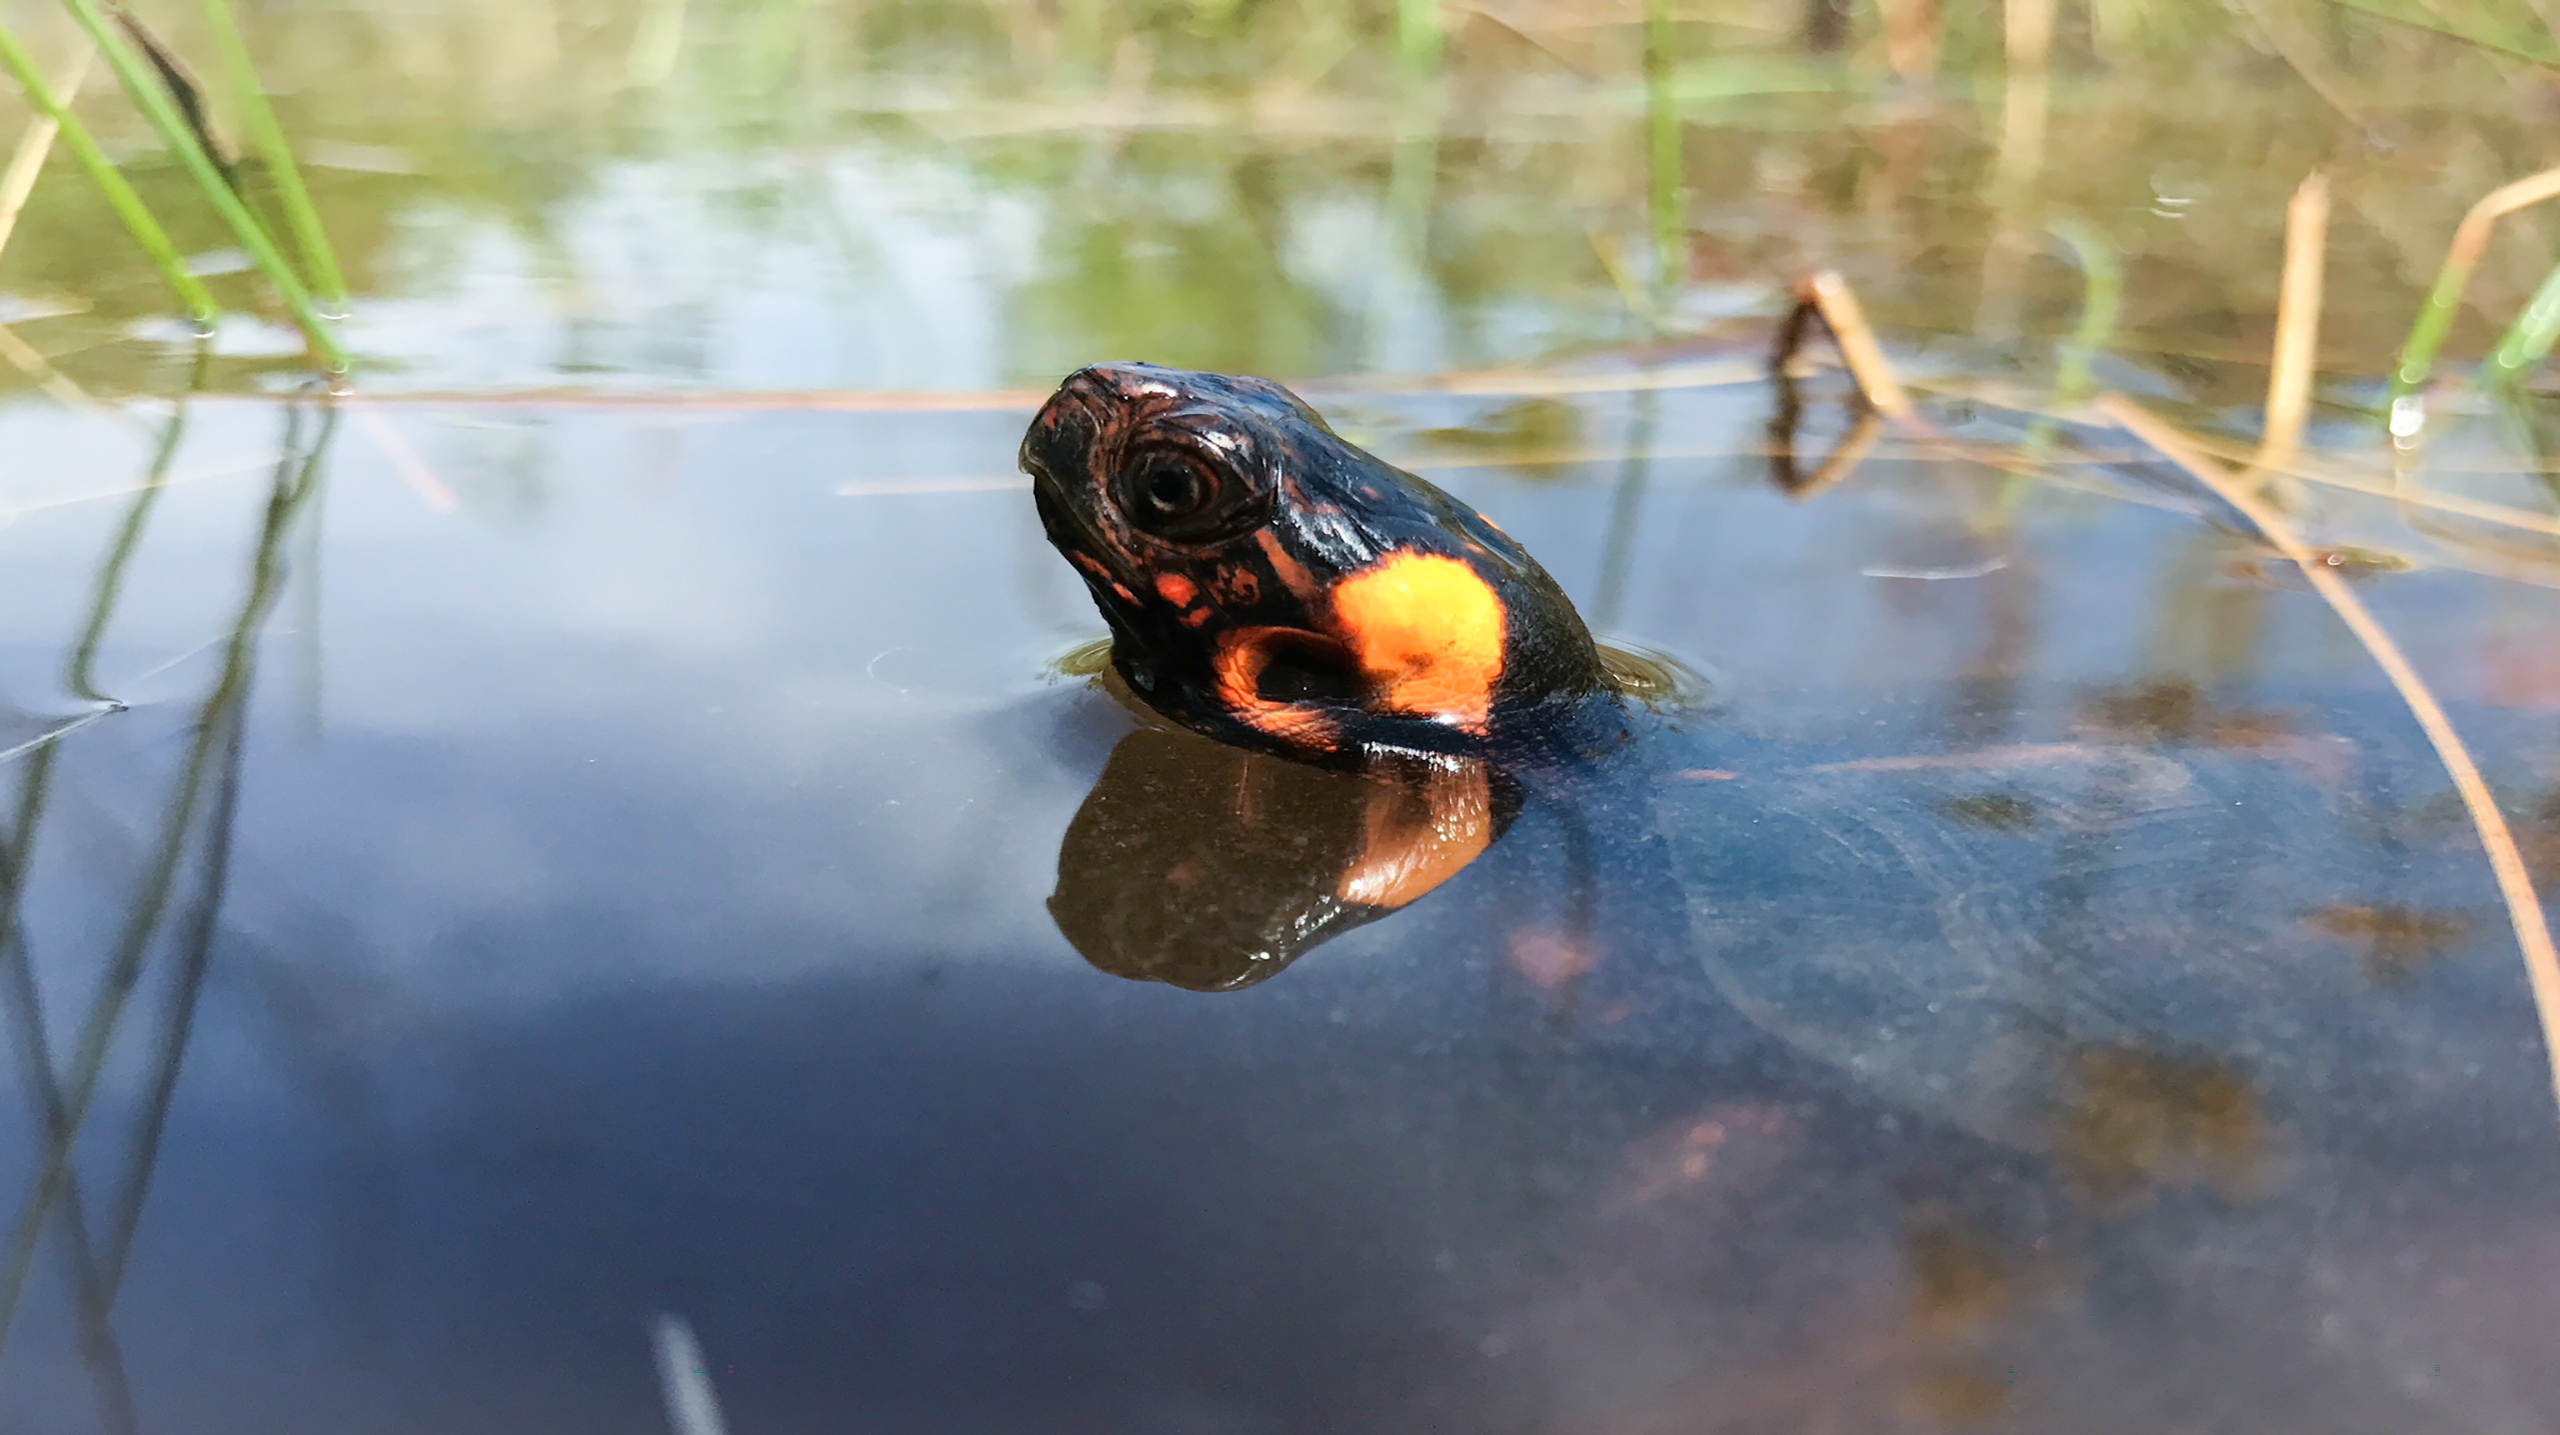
1023;362;1622;765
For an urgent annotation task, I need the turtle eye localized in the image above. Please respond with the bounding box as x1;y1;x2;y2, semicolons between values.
1138;459;1212;521
1115;438;1265;544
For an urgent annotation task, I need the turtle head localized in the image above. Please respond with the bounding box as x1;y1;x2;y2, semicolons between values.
1023;361;1614;763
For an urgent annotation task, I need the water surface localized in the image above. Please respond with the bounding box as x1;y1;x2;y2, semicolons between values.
6;4;2560;1432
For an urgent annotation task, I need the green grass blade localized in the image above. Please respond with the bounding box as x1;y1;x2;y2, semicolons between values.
2047;218;2125;413
199;0;345;309
1645;0;1680;314
2388;259;2470;407
2000;218;2124;517
54;0;347;370
2485;260;2560;386
0;24;216;324
2318;0;2560;68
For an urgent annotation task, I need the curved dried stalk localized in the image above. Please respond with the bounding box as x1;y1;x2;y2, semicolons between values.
1777;271;1913;419
2191;437;2560;540
2388;165;2560;423
2485;260;2560;386
2099;393;2560;1123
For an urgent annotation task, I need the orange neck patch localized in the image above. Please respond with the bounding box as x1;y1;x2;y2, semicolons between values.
1329;552;1506;734
1211;626;1344;750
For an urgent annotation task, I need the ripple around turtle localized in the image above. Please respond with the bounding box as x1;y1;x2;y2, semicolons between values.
1047;634;1715;713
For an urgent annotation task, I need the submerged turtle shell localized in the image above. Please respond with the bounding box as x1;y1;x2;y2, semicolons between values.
1660;720;2537;1170
1019;363;2550;1182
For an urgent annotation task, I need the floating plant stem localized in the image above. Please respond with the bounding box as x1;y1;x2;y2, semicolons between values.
198;0;345;309
0;23;215;324
1587;231;1655;326
2484;259;2560;387
2099;393;2560;1127
53;0;348;370
1592;387;1655;626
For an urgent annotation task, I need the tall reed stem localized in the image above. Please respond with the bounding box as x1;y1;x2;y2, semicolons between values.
2485;260;2560;386
54;0;348;369
198;0;345;310
0;22;216;323
1645;0;1681;315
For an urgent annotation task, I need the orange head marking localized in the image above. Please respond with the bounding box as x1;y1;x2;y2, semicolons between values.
1026;363;1612;758
1329;553;1506;735
1254;529;1320;600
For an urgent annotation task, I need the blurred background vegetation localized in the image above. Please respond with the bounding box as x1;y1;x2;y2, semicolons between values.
0;0;2551;400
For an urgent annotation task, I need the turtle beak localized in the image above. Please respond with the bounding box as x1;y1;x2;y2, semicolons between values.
1030;475;1102;583
1023;413;1108;571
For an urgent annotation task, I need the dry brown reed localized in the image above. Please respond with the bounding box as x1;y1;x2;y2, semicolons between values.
1775;411;1884;500
2256;170;2328;474
0;323;98;414
2437;168;2560;306
2098;391;2560;1124
0;41;88;260
1878;0;1938;81
0;40;107;417
1788;270;1913;419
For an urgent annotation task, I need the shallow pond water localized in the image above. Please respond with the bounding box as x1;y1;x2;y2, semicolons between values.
7;4;2560;1433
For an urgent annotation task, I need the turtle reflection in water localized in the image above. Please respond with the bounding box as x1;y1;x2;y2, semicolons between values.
1025;362;2534;1165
